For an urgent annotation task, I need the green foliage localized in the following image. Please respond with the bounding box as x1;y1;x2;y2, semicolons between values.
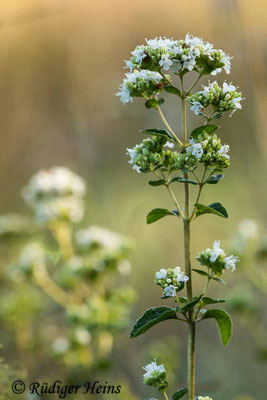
171;388;188;400
163;86;182;97
145;99;159;109
130;307;177;338
202;309;232;346
205;174;224;184
146;208;179;224
190;125;219;139
140;128;173;140
194;202;228;218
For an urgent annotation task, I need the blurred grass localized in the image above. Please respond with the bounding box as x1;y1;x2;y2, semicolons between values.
0;0;266;399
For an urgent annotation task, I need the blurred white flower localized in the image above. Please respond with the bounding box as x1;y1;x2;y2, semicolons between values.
22;167;86;224
238;219;258;239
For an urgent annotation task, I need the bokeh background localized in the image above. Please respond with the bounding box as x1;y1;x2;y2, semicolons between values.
0;0;267;399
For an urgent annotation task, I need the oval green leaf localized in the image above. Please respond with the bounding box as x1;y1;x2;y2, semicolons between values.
163;86;182;97
202;308;233;346
206;174;224;184
171;176;198;185
202;297;226;305
140;128;173;140
130;306;177;338
171;388;188;400
190;125;219;139
148;179;166;187
147;208;179;224
194;202;228;218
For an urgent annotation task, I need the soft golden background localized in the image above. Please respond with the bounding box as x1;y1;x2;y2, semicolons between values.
0;1;267;399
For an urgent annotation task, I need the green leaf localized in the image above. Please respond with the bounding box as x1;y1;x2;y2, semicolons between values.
163;85;182;97
212;277;226;285
171;388;188;400
145;99;159;109
192;268;209;277
170;176;198;185
190;125;218;139
181;294;203;312
212;112;224;119
202;308;233;346
158;97;165;105
194;202;228;218
140;128;173;140
206;174;224;184
130;306;177;338
202;297;226;305
147;208;179;224
148;179;166;187
177;296;188;304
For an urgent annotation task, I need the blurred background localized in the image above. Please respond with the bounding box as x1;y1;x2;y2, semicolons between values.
0;0;267;399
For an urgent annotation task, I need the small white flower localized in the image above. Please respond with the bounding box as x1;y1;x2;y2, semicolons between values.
164;285;177;297
197;397;213;400
155;268;167;280
190;101;204;115
186;139;204;159
143;359;166;379
210;240;225;262
124;60;134;71
75;328;91;345
159;54;173;70
52;337;70;355
222;82;236;94
217;144;230;159
173;266;189;282
224;255;239;272
131;47;146;64
164;141;175;149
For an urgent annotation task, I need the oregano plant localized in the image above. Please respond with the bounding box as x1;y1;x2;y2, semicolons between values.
117;34;243;400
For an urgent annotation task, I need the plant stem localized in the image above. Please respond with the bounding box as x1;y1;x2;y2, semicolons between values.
166;183;185;219
163;390;170;400
181;76;195;400
157;105;183;147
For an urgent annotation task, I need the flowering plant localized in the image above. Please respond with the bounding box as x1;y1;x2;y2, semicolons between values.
117;34;242;400
0;167;135;373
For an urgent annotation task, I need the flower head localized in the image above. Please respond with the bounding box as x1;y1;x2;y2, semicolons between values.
22;167;86;224
197;240;239;276
116;69;164;104
143;359;168;390
186;133;231;169
124;34;231;77
155;266;189;297
187;81;243;119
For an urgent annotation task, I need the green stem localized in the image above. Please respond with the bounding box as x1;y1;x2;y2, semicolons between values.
181;76;195;400
166;183;185;219
163;390;170;400
157;105;183;147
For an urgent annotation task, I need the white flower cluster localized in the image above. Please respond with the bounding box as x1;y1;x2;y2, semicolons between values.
116;69;164;104
22;167;86;224
155;266;189;297
188;81;243;118
197;240;239;275
197;397;213;400
76;226;128;252
143;359;167;389
18;242;46;273
186;134;230;169
125;34;231;75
